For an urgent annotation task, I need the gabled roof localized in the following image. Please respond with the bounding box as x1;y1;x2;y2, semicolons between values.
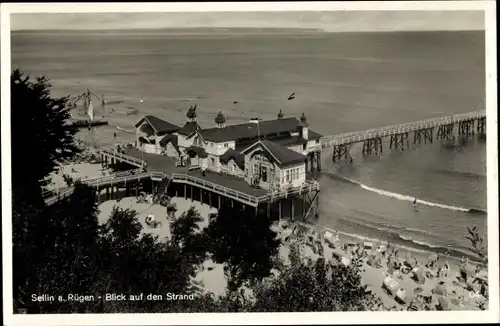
159;134;178;148
185;146;208;158
178;121;202;136
200;117;301;143
135;115;180;134
308;129;323;140
220;148;245;170
241;140;306;168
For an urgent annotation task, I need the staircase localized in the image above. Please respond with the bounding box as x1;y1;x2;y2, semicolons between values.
154;177;171;204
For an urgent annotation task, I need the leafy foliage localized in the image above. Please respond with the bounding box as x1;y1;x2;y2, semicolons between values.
466;226;487;266
251;242;381;312
62;174;74;186
204;205;281;291
11;69;81;191
170;206;209;267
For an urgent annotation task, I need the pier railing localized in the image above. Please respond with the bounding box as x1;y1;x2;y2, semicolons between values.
171;173;259;206
321;110;486;148
100;147;146;167
258;179;320;202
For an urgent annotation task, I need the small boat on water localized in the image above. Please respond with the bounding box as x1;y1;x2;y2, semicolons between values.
68;119;109;129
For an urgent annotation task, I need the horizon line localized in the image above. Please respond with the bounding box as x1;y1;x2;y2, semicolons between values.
12;27;485;32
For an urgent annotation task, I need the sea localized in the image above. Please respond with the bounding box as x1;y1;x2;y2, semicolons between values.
11;29;487;261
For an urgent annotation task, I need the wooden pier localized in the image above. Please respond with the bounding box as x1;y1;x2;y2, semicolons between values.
46;149;320;222
323;110;486;162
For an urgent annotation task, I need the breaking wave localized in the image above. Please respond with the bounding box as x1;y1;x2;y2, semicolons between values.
322;172;486;214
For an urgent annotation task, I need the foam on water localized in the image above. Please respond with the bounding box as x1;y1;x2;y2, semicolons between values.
336;175;486;214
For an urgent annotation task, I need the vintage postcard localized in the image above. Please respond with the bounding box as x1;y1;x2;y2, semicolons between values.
1;1;498;325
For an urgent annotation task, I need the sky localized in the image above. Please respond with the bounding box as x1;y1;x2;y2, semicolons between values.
11;11;484;32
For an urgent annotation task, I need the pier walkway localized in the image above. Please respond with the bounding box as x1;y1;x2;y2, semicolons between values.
321;110;486;161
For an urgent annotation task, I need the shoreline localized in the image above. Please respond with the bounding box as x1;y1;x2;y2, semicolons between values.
298;222;483;270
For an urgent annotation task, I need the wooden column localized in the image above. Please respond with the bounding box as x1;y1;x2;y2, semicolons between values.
278;199;282;222
231;199;234;208
255;205;258;217
184;184;187;199
218;195;221;209
106;187;109;200
291;197;295;222
266;202;271;219
209;191;212;207
135;184;138;197
190;185;193;201
200;188;203;205
302;193;306;220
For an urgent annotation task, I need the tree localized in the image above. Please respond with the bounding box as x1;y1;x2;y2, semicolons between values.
97;207;203;309
11;69;81;195
250;242;381;312
170;206;209;266
16;182;101;313
204;205;280;291
11;70;82;312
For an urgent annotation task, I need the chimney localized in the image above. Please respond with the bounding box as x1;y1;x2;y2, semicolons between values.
215;111;226;128
277;109;284;119
300;113;308;140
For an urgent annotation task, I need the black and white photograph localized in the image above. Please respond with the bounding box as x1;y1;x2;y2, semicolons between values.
1;2;498;325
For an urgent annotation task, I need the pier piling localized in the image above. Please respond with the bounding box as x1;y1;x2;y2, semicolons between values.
362;137;383;155
437;123;455;140
389;132;409;151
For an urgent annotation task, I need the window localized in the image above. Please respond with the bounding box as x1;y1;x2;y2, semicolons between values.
261;166;268;182
316;139;320;144
286;170;290;182
253;164;259;175
224;143;229;148
303;144;307;150
211;158;215;165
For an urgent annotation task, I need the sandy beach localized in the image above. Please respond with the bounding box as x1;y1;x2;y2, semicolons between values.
275;222;488;311
93;193;488;311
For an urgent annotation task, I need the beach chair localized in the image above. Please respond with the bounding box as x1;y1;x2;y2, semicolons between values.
436;296;450;311
382;276;399;297
323;231;336;248
407;298;423;311
460;264;475;283
411;267;426;285
367;254;376;267
145;214;155;227
395;288;407;304
432;283;448;297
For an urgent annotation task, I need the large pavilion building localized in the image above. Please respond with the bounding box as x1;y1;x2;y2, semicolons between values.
134;107;323;192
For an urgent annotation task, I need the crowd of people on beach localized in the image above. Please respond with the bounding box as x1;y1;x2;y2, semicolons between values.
273;221;488;311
